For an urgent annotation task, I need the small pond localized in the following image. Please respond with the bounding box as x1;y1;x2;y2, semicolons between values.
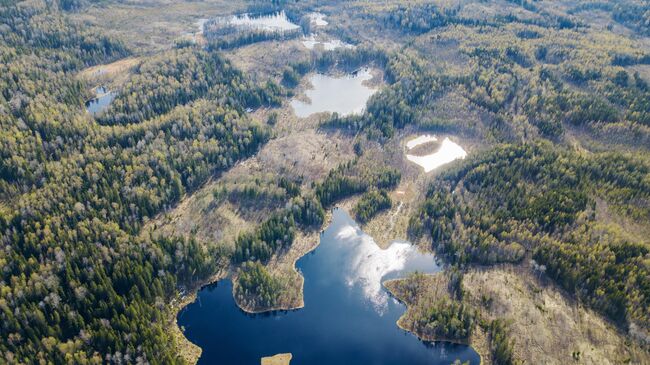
86;86;115;116
290;68;377;118
302;35;354;51
227;11;300;32
406;135;467;173
178;208;480;364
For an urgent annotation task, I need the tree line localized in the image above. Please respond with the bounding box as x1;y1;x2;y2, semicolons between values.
0;1;283;362
353;188;392;223
410;141;649;332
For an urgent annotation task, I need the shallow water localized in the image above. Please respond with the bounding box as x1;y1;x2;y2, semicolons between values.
302;35;354;51
308;12;328;26
178;209;480;365
86;86;115;115
228;11;300;32
406;136;467;173
290;68;377;117
406;134;438;149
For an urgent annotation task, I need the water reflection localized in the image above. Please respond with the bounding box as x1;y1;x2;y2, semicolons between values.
334;219;440;314
178;209;480;364
290;68;377;118
86;86;115;116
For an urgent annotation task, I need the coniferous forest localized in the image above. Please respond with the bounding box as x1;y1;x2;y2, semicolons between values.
1;0;649;364
0;2;275;362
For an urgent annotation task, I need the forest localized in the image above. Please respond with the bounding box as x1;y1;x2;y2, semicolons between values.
390;272;476;342
232;159;401;264
410;142;649;333
1;0;649;363
353;189;392;223
0;1;280;362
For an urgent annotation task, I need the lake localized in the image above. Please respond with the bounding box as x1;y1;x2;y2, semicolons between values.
86;86;115;115
177;209;480;365
290;68;377;118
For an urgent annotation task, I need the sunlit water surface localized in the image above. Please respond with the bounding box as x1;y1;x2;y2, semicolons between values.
178;209;480;365
290;68;377;118
86;86;115;115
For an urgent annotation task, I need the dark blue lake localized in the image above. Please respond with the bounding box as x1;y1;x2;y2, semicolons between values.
177;208;480;364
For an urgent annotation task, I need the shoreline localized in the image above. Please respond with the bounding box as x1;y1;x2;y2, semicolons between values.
383;277;488;364
172;204;486;364
171;209;336;363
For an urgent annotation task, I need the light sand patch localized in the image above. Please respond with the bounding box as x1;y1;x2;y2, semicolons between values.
308;12;328;26
406;134;437;149
405;137;467;173
261;353;292;365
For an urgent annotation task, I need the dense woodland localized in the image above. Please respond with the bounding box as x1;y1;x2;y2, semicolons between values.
353;188;392;223
234;261;283;309
96;49;280;125
233;159;400;264
212;175;301;210
317;0;650;149
1;0;649;363
0;1;280;362
484;319;517;365
389;270;519;364
410;142;650;334
391;272;476;342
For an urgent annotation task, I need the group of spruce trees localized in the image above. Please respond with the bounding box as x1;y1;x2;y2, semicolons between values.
411;142;649;334
0;1;281;362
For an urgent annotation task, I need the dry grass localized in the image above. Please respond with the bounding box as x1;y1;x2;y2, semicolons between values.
361;180;419;249
144;125;354;247
463;266;650;365
224;39;309;84
77;57;141;83
260;353;292;365
383;272;452;331
384;265;650;365
72;0;245;53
